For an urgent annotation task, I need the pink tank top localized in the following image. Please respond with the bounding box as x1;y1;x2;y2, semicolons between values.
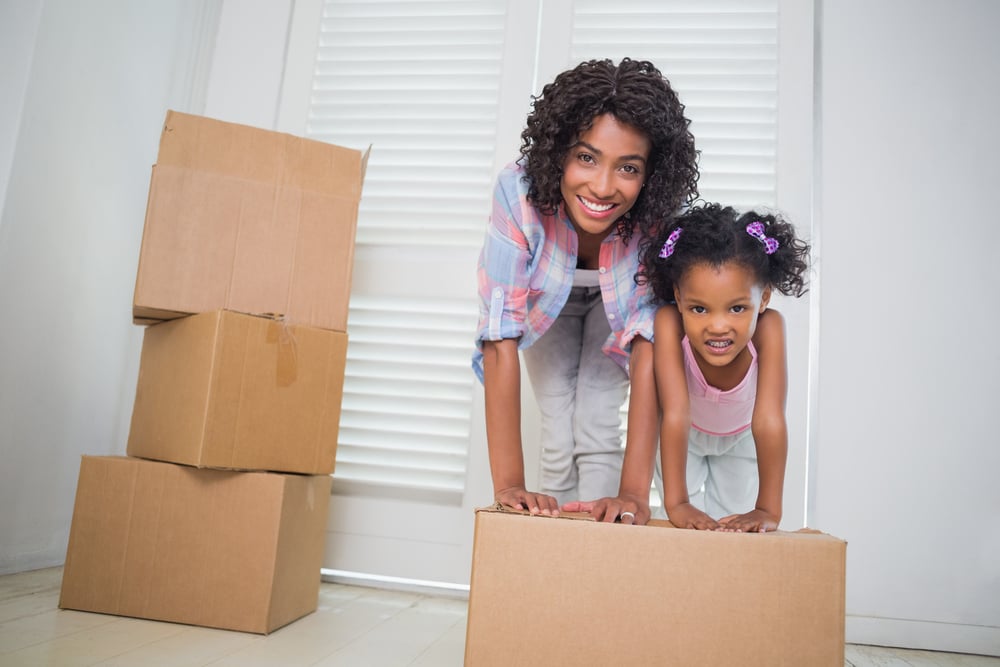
682;337;757;436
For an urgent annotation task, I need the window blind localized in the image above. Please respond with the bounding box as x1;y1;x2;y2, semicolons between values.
306;0;508;248
570;0;779;207
304;0;505;498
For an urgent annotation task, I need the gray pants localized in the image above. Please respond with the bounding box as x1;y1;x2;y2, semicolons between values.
660;428;759;520
523;286;628;505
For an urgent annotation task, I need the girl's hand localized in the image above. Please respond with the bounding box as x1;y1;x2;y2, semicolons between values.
562;496;649;524
495;486;559;516
716;509;779;533
667;502;719;530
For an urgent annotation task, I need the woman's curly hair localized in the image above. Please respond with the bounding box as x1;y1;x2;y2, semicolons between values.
640;202;811;305
518;58;699;245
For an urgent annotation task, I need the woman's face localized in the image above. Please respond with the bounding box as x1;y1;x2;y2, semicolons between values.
560;113;650;241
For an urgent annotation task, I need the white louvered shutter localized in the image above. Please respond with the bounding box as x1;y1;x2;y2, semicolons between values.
303;0;507;499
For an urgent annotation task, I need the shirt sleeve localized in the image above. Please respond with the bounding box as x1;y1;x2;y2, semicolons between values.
474;165;533;350
620;261;658;349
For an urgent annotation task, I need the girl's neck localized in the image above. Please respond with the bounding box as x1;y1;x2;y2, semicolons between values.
691;343;754;392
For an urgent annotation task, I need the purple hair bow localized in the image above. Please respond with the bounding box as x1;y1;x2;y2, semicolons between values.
659;227;683;259
746;221;779;255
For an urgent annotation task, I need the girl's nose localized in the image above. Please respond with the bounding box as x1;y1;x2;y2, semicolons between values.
707;315;729;334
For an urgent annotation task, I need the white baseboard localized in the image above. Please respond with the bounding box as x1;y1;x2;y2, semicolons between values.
320;568;470;600
847;615;999;657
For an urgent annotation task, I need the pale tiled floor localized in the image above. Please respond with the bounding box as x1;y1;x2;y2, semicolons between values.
0;567;996;666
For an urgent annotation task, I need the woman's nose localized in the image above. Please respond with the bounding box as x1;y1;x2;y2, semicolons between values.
589;168;615;198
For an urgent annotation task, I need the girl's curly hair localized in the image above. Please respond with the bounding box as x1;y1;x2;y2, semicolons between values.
640;203;811;304
519;58;699;245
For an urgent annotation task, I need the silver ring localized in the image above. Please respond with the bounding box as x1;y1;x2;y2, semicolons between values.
619;511;636;522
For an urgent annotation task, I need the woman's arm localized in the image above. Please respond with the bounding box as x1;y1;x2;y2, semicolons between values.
482;338;559;515
717;308;787;532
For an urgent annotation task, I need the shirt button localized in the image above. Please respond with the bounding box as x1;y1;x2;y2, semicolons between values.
492;287;503;298
599;266;607;274
608;313;616;320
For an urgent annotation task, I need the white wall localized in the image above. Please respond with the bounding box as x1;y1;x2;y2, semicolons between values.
812;0;1000;654
0;1;43;210
0;0;219;574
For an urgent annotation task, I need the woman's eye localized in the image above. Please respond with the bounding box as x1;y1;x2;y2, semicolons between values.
622;164;638;174
578;153;595;164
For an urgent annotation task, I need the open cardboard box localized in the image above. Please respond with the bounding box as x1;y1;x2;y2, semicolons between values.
59;456;331;634
133;110;369;332
127;309;347;475
465;505;846;666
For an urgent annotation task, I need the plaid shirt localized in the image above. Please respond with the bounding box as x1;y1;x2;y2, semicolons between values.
472;162;657;382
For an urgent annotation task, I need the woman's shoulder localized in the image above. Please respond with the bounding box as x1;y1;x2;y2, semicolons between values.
496;160;529;191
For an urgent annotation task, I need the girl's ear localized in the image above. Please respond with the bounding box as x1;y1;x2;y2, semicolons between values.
673;285;681;305
759;286;772;313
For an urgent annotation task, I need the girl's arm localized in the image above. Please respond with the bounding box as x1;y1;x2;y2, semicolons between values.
718;308;787;532
655;307;718;530
482;338;559;515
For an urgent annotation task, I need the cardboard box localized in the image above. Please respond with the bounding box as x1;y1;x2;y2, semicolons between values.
465;506;846;667
59;456;332;634
133;110;369;331
127;309;347;475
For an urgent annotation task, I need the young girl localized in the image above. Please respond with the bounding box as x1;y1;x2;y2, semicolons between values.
473;58;698;514
573;203;809;530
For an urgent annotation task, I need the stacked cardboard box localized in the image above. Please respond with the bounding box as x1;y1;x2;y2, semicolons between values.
59;111;368;634
465;506;847;666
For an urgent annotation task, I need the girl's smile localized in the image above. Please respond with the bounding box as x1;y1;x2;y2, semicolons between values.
560;113;649;241
674;261;771;390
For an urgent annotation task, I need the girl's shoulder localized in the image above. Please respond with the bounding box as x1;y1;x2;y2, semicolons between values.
752;307;787;354
756;307;786;332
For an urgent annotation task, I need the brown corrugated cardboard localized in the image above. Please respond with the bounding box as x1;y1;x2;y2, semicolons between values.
59;456;332;634
465;506;846;667
127;309;346;475
133;110;369;331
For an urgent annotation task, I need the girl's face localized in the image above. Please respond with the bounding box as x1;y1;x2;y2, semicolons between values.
560;113;650;241
673;261;771;374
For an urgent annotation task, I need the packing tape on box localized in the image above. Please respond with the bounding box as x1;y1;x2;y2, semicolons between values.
266;318;298;387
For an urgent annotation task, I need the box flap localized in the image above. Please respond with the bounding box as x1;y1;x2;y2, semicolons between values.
159;110;366;199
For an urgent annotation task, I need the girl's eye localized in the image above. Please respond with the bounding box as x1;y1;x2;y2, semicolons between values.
731;305;747;314
691;306;706;314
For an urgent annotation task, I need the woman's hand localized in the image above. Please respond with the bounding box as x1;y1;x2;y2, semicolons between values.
666;502;719;530
561;495;650;525
716;509;779;533
495;486;559;516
